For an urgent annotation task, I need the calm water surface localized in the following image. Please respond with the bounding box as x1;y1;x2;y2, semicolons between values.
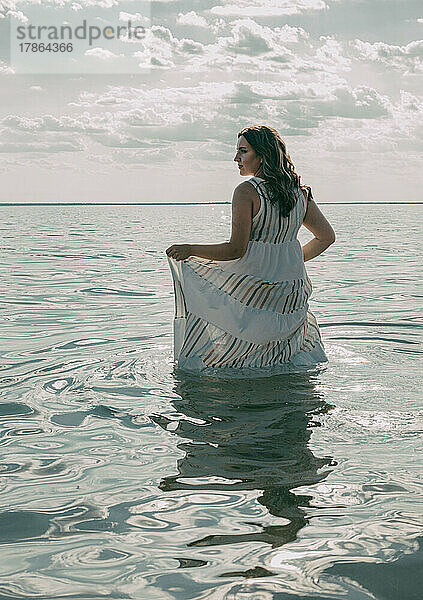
0;204;422;599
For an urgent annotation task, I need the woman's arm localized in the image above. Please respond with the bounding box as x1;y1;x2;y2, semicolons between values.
301;192;336;262
166;182;255;261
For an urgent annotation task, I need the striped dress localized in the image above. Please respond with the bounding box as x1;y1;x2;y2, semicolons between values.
167;176;327;375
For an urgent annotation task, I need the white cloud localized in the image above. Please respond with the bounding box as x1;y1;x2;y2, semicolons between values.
210;0;330;18
0;60;14;74
314;37;351;72
0;118;85;152
390;90;423;150
177;11;208;28
168;18;298;72
130;25;205;69
352;39;423;74
53;79;400;151
218;19;310;56
1;0;120;11
278;24;309;43
311;89;423;155
179;24;350;75
2;114;107;134
85;47;124;60
312;85;389;119
224;18;275;55
116;19;344;76
6;9;27;22
119;11;150;26
0;140;83;152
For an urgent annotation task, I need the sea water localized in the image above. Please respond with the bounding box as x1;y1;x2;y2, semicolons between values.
0;203;421;599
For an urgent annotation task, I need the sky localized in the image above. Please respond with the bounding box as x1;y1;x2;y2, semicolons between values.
0;0;422;204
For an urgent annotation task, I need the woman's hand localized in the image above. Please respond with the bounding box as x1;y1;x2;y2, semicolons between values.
166;244;192;261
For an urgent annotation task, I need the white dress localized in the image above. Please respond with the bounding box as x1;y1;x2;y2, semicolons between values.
167;176;328;376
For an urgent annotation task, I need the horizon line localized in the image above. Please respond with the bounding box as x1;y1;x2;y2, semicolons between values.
1;201;422;207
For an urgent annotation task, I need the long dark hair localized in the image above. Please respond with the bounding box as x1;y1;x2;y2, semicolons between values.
238;124;301;217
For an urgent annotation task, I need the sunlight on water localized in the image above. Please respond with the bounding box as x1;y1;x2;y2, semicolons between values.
0;204;422;599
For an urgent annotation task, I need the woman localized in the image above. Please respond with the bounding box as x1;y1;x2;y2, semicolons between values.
166;124;335;374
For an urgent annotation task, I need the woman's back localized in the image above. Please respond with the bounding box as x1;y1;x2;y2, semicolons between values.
198;176;309;284
248;176;307;244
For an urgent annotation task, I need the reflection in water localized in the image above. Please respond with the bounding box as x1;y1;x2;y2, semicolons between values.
151;370;336;552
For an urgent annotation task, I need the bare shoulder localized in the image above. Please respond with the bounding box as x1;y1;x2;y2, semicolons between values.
233;180;259;200
234;181;257;196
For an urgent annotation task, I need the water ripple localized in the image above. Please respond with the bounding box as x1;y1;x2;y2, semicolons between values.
0;204;421;598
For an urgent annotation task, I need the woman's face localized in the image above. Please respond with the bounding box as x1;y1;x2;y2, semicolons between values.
234;135;262;176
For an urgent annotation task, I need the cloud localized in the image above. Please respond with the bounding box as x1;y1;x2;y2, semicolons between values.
85;47;124;60
312;85;389;119
62;79;397;149
0;16;414;165
210;0;331;18
390;90;423;150
352;38;423;74
0;141;83;152
119;11;150;26
312;37;351;72
1;0;120;14
166;19;299;72
0;60;14;74
1;114;106;134
312;90;423;156
129;20;346;76
6;9;27;22
177;11;208;28
0;118;85;153
130;25;205;69
218;19;309;57
224;18;275;55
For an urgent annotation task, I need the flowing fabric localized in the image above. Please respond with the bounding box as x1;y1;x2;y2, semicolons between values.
167;176;328;376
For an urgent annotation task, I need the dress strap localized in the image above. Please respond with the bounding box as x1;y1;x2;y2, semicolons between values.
248;176;266;191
